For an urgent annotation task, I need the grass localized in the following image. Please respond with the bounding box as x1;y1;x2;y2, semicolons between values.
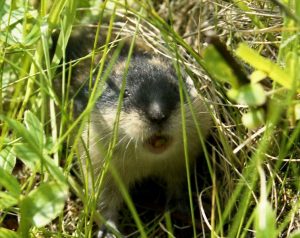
1;0;300;237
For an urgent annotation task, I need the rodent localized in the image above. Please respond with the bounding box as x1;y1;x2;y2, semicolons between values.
56;24;212;237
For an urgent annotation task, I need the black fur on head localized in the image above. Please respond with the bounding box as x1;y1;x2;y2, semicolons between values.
96;55;183;126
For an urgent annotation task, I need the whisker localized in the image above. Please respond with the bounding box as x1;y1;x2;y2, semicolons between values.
116;134;129;148
122;137;134;165
90;131;113;147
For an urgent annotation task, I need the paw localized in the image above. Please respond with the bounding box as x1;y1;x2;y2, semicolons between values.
96;223;123;238
97;227;117;238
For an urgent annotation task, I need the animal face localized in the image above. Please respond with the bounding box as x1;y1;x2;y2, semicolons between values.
91;55;210;158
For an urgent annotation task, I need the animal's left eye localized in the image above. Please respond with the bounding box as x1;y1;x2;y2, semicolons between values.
123;89;131;98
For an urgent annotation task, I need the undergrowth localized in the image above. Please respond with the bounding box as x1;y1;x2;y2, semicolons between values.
1;0;300;237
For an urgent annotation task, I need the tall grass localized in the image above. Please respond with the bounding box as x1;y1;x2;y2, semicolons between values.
0;0;300;237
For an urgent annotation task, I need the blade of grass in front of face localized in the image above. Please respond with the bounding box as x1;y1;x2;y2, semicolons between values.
103;6;147;237
77;2;117;235
160;2;215;234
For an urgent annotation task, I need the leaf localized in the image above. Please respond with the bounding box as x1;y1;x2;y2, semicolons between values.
13;143;66;184
0;167;21;198
0;145;16;173
24;110;45;150
289;230;300;238
242;109;265;129
227;83;267;107
236;43;293;90
48;0;68;26
19;182;68;234
13;143;40;171
250;70;267;83
0;0;7;19
0;228;20;238
294;103;300;121
0;8;38;46
203;45;240;88
255;200;276;238
43;154;67;185
0;192;18;209
0;115;42;157
1;111;49;172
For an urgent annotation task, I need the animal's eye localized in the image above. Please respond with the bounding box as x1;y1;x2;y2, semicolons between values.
123;89;131;98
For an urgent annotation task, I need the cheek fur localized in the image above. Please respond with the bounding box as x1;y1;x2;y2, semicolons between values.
96;107;118;131
119;110;147;139
185;96;211;137
168;96;211;140
95;107;147;141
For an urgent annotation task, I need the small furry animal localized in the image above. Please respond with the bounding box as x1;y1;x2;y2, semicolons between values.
58;24;212;237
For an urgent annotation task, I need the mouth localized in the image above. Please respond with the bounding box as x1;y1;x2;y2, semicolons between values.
143;134;173;154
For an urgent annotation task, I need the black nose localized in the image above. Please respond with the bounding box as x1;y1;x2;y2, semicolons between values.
147;102;168;123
